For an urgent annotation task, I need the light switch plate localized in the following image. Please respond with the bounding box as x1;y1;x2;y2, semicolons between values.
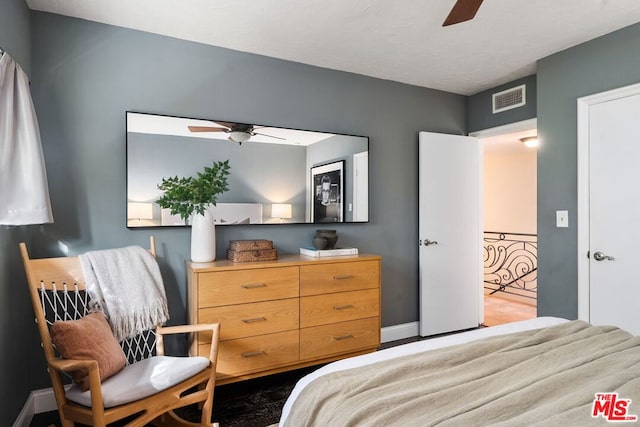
556;210;568;228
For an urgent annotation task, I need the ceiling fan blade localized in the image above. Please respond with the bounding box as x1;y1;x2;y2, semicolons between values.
253;132;286;140
214;121;239;129
443;0;483;26
187;126;228;133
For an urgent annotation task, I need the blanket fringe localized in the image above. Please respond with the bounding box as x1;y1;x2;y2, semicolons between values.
110;299;169;341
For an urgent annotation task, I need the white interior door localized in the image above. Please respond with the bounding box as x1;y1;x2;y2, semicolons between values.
419;132;483;336
352;151;368;221
587;91;640;335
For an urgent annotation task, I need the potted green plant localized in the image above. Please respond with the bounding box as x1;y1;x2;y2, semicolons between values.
157;159;230;262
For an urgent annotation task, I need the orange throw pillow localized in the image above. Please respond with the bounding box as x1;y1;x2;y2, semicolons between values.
51;312;127;391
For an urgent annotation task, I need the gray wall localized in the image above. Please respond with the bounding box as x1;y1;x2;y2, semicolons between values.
22;10;466;398
0;0;37;422
536;22;640;318
468;75;537;133
0;0;30;73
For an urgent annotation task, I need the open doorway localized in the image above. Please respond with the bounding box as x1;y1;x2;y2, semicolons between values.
471;120;538;326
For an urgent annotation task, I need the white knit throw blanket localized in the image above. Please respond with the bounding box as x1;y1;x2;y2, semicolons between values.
79;245;169;342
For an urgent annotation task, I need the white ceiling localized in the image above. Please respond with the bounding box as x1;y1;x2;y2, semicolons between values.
25;0;640;95
482;128;538;153
127;112;335;146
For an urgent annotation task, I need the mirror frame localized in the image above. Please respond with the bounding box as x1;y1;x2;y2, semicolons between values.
126;111;370;227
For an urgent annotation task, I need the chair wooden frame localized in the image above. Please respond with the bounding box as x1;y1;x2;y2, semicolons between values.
20;236;220;427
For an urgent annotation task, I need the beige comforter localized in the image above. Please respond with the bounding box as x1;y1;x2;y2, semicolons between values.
284;321;640;426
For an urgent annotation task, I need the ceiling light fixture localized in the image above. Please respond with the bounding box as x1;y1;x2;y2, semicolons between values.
520;136;539;148
228;131;251;144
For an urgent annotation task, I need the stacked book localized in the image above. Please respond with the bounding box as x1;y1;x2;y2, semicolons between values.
299;247;358;257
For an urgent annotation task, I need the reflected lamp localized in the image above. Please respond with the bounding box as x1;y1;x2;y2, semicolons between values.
271;204;292;223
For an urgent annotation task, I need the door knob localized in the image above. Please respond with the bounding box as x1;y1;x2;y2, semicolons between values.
424;239;438;246
593;251;614;261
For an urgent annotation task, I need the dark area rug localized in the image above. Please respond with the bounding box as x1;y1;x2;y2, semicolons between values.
29;366;318;427
178;366;318;427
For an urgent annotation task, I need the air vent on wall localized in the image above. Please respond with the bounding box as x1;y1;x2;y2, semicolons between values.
492;84;526;114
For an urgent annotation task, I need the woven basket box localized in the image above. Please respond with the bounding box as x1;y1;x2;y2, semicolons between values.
228;239;274;251
226;248;278;263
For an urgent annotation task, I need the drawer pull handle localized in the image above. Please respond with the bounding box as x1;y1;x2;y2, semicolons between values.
241;317;267;323
241;350;266;358
333;304;354;311
241;283;266;289
333;274;353;280
332;334;354;341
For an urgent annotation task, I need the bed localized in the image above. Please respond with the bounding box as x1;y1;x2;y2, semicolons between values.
280;317;640;426
160;202;264;226
212;202;263;225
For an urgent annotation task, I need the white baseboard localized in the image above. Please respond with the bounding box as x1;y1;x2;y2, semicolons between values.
32;387;62;413
381;322;419;343
14;386;67;427
12;392;34;427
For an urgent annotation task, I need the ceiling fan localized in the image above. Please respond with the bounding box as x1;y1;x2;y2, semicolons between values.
188;121;285;145
443;0;484;26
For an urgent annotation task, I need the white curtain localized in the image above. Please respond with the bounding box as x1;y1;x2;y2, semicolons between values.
0;51;53;225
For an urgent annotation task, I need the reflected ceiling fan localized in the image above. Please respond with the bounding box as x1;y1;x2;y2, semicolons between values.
443;0;484;26
188;121;285;145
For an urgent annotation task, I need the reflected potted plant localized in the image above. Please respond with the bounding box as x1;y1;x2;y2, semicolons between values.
157;160;230;262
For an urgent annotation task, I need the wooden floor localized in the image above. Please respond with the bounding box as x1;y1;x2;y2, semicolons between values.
483;293;536;326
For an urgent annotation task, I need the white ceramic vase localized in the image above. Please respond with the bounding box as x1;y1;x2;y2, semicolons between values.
190;208;216;262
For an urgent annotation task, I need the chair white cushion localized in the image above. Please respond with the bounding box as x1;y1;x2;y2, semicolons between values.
65;355;210;408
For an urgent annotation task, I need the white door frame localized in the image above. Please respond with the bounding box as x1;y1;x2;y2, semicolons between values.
469;118;537;318
469;118;537;140
576;81;640;322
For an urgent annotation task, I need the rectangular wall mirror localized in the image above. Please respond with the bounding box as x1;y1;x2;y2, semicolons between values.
126;112;369;227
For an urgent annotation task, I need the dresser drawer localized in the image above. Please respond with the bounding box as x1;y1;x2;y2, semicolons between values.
198;298;299;343
300;260;379;296
300;289;379;328
300;317;379;360
198;266;299;307
203;330;299;377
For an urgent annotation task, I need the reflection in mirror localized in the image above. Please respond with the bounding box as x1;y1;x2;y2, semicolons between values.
126;112;369;227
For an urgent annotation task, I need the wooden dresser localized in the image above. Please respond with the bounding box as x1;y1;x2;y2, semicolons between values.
187;254;381;384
